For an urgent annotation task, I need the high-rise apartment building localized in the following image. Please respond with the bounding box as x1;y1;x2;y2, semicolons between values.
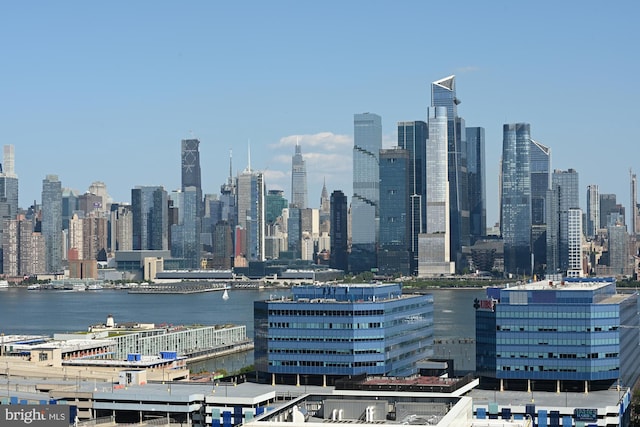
378;147;411;276
329;190;348;272
586;184;600;238
131;186;168;251
431;76;469;269
529;139;550;273
466;127;486;243
290;142;308;209
181;139;203;218
608;223;630;274
0;145;19;274
397;121;427;274
419;107;454;276
2;218;45;276
501;123;532;276
350;113;381;273
42;174;63;273
265;190;287;226
547;169;580;275
567;207;583;277
236;166;265;261
109;203;133;252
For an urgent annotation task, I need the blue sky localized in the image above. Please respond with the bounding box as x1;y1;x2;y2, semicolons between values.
2;1;639;225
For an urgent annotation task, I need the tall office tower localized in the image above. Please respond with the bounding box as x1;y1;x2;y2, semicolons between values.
529;139;550;274
397;121;427;274
236;165;266;261
0;145;19;274
350;113;381;273
78;192;102;216
68;213;84;259
547;169;580;275
131;186;168;250
501;124;532;276
109;203;133;252
170;186;200;268
329;190;348;272
431;76;469;269
62;188;79;230
586;185;600;238
181;139;203;218
600;193;619;228
287;207;301;259
290;142;308;209
319;180;330;234
418;107;455;276
87;181;112;213
567;208;584;277
220;150;237;228
466;127;486;243
631;170;638;236
378;147;411;276
42;174;63;273
266;189;287;226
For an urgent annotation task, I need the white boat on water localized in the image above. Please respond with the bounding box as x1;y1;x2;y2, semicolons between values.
0;280;8;289
27;284;40;290
222;288;230;301
87;283;104;291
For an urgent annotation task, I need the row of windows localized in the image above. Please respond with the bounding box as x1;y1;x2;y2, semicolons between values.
269;336;384;342
499;365;619;373
269;348;382;355
269;322;382;329
268;309;384;316
497;352;618;359
497;325;618;332
497;338;618;345
270;360;384;368
497;311;618;319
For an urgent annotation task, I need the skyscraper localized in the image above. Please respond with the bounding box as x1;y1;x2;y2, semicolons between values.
181;139;203;218
431;76;469;269
586;184;600;238
397;121;427;274
378;147;411;276
131;186;169;250
0;145;19;274
42;174;63;273
170;186;201;268
567;207;583;277
330;190;348;272
466;127;486;243
418;107;454;276
236;165;266;262
529;139;550;274
350;113;381;273
501;123;532;276
290;142;308;209
631;170;638;236
547;169;580;275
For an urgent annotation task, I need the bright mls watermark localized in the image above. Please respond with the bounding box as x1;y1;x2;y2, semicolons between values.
0;405;68;426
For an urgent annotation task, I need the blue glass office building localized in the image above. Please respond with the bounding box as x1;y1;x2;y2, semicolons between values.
476;278;640;392
254;283;434;385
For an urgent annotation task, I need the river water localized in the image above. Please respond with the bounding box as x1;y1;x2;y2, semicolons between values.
0;286;485;374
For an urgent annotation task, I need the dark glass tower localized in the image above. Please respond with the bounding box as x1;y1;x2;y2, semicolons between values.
466;127;486;243
131;186;168;251
330;190;348;272
42;174;63;273
431;76;469;270
181;139;203;218
397;121;427;274
546;169;580;275
378;148;411;276
501;123;531;276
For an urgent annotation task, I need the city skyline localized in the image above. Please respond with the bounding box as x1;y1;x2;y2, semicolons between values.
2;2;639;224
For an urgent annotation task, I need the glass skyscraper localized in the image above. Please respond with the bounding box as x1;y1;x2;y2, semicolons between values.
330;190;348;272
419;107;454;276
547;169;580;275
466;127;486;243
351;113;381;273
431;76;469;269
378;148;410;276
236;167;265;261
0;145;18;274
131;186;169;251
42;174;63;273
586;184;600;238
181;139;202;217
501;123;531;276
170;186;200;269
397;121;427;274
290;142;308;209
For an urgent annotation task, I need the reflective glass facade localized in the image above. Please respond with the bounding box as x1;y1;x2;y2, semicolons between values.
476;278;640;389
254;283;433;380
181;139;203;218
291;143;308;209
548;169;580;273
586;184;600;238
42;175;63;273
131;186;168;251
466;127;486;243
236;170;265;261
378;148;410;276
330;190;348;272
501;123;531;275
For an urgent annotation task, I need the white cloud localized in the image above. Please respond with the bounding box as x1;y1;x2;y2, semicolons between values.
455;65;480;74
270;132;352;150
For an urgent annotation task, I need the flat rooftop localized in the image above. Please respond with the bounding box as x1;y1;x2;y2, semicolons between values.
503;278;615;292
